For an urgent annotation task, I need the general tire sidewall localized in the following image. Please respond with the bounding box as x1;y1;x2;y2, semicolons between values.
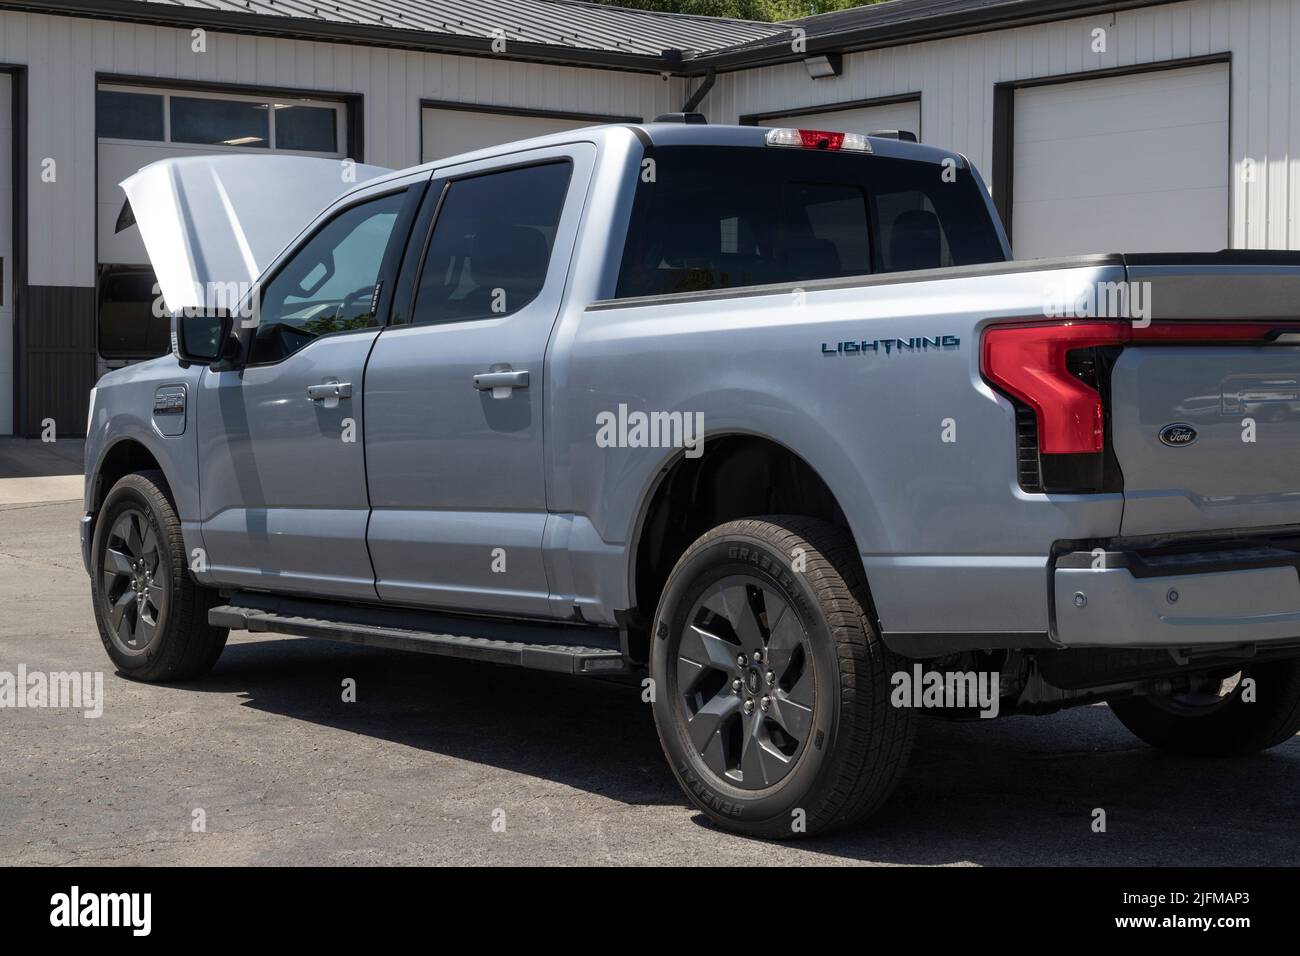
91;480;175;673
651;531;843;827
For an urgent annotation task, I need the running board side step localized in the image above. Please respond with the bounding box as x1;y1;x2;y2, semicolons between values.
209;593;629;675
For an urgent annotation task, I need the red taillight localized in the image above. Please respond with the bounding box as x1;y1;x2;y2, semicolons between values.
763;127;870;152
982;323;1120;454
798;129;844;150
981;321;1289;455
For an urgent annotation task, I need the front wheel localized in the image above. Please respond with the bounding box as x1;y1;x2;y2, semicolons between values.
1109;659;1300;756
650;516;915;839
90;471;228;681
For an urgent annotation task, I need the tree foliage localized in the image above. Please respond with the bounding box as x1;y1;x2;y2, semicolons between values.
591;0;880;25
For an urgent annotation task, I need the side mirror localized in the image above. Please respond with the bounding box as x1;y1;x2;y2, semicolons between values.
172;310;236;367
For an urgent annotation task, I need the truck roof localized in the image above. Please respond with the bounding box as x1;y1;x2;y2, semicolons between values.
378;121;968;191
122;122;984;312
629;122;967;168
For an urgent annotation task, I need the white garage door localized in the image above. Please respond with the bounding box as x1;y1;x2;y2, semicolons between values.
421;107;600;164
757;99;921;142
0;73;12;434
1012;63;1229;258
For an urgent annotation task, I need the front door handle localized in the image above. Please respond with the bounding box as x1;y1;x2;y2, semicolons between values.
307;382;353;402
473;368;529;398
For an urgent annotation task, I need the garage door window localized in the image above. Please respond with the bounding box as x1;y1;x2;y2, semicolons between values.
274;105;338;153
96;90;164;142
97;86;345;155
171;96;269;148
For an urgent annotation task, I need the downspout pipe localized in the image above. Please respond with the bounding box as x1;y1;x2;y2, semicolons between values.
681;67;716;112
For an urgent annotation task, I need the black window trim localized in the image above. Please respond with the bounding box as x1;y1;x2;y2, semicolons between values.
402;156;576;330
389;178;449;328
238;182;425;369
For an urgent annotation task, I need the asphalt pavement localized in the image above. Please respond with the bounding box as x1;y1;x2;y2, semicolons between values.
2;497;1298;865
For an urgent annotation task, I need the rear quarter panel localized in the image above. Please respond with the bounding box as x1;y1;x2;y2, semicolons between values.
548;262;1127;637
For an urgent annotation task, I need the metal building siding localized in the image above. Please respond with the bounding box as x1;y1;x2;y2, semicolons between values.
0;8;680;288
710;0;1300;251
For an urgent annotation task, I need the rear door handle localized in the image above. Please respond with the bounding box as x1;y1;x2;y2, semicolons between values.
307;382;353;402
473;370;529;393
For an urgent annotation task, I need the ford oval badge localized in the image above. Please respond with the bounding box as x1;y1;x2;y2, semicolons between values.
1159;423;1198;447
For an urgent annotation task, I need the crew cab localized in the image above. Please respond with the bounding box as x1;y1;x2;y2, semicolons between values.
83;120;1300;838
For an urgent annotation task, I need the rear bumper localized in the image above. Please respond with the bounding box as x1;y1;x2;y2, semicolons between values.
1053;542;1300;648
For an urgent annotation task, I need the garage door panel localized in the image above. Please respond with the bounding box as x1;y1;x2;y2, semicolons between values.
1014;122;1229;200
1015;187;1230;255
1012;63;1228;258
1017;68;1229;141
1018;110;1228;149
757;100;921;141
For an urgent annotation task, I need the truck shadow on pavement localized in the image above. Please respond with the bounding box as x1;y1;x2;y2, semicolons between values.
199;635;1300;865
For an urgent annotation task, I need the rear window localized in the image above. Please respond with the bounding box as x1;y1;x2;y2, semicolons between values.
614;145;1005;299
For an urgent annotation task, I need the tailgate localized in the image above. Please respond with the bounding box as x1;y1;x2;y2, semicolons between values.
1114;256;1300;536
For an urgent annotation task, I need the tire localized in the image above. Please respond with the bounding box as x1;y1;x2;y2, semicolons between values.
90;470;228;681
649;516;915;839
1109;658;1300;756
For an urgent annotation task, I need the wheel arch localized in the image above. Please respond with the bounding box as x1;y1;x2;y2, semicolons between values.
88;435;175;515
626;431;876;647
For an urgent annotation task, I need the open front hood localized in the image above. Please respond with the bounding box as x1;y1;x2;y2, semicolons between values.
119;155;390;312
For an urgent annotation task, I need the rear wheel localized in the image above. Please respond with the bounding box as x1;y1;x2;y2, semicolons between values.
1109;659;1300;756
91;471;228;681
650;516;915;839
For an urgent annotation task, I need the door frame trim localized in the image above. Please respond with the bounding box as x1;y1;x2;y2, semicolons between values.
0;64;26;436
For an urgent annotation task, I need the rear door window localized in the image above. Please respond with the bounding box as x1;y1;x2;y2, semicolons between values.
409;161;572;326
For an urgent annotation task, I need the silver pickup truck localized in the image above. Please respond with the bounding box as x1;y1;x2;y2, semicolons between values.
83;120;1300;838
